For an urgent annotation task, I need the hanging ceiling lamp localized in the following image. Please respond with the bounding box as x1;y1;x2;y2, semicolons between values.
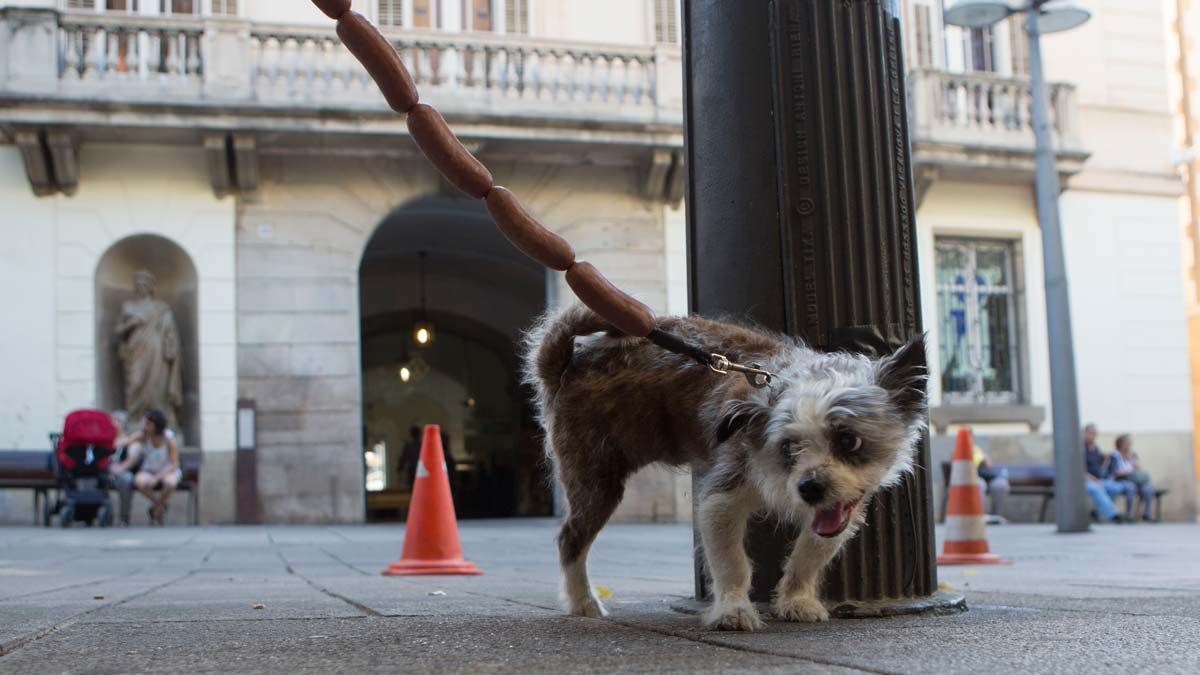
396;335;429;384
412;251;435;348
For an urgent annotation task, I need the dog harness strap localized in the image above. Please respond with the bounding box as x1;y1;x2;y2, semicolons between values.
315;1;770;385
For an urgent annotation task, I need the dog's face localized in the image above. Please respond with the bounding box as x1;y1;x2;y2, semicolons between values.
727;337;927;538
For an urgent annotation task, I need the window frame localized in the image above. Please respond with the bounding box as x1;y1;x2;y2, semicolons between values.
934;236;1028;407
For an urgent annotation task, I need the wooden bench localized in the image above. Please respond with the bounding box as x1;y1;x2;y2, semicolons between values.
939;461;1169;523
0;445;202;526
0;450;55;526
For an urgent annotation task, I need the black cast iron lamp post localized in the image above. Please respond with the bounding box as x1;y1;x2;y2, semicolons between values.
943;0;1092;533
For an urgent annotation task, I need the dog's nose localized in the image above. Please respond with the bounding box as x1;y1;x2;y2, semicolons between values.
796;477;826;505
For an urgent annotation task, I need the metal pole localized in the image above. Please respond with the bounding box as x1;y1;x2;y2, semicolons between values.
683;0;959;615
1025;7;1090;532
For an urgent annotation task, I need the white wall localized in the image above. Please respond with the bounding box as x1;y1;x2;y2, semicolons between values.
1061;191;1193;433
0;145;237;455
0;147;58;449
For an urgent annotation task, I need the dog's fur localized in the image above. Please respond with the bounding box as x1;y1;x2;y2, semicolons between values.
523;305;927;630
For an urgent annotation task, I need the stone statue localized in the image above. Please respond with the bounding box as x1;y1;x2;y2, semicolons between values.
115;270;183;431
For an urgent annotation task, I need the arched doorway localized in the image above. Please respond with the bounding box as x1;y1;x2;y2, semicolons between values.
95;234;200;444
358;195;550;520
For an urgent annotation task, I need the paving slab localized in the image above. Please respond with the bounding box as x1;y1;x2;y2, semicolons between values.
0;520;1197;673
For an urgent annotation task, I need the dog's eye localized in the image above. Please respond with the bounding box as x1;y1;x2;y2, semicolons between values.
835;430;862;453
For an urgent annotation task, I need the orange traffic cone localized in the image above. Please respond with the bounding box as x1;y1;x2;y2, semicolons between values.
383;424;482;576
937;427;1007;565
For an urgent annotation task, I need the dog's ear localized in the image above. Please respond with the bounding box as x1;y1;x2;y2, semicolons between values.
876;334;928;423
715;398;768;445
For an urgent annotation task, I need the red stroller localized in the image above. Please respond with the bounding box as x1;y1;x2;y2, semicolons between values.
45;409;118;528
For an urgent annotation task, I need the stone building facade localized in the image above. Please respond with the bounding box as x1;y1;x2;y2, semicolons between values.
1;0;1195;524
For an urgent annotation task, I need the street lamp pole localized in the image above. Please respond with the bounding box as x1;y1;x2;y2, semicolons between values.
944;0;1091;532
1024;5;1089;533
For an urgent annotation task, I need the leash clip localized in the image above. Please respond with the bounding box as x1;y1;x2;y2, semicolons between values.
708;354;775;389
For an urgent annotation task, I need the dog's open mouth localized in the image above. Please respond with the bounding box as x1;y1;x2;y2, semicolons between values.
811;498;862;538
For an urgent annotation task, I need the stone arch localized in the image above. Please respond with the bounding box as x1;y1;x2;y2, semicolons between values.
95;233;201;444
357;194;550;518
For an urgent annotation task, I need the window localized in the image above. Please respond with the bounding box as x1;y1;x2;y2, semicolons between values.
935;238;1022;404
966;27;996;72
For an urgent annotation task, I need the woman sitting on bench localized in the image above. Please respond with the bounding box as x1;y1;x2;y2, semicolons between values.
123;409;180;526
1110;434;1157;523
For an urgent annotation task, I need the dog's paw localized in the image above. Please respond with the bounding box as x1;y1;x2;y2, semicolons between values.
567;595;609;619
703;602;766;632
774;595;829;623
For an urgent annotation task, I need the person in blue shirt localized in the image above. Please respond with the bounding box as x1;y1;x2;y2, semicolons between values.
1082;424;1130;523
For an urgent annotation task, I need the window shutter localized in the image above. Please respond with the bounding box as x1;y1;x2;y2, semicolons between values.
913;3;933;68
1009;15;1029;76
66;0;97;9
654;0;677;43
378;0;404;27
210;0;238;16
505;0;529;35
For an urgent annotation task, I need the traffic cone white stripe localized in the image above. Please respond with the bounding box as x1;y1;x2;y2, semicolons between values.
944;514;987;542
949;460;976;487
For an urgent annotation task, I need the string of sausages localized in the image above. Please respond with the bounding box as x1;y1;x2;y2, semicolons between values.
310;0;773;388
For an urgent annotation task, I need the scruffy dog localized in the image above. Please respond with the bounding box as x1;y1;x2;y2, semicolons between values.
524;305;926;631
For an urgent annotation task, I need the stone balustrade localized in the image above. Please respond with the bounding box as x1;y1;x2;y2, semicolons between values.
0;9;675;126
909;67;1082;154
249;24;659;111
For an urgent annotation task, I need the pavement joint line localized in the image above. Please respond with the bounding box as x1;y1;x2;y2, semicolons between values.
0;568;200;658
270;541;383;617
317;546;374;577
967;597;1200;620
459;587;886;674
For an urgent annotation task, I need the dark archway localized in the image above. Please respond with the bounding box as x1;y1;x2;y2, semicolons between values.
358;195;550;520
95;234;200;445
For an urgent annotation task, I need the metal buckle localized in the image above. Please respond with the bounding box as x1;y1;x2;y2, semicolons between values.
709;353;775;389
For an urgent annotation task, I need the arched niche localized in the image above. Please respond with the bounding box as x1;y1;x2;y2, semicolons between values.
95;234;200;445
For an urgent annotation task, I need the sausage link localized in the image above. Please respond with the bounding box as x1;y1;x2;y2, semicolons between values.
407;104;494;199
312;0;350;20
565;262;657;338
485;187;575;271
336;12;419;114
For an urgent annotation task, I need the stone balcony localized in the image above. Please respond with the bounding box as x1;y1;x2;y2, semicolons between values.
0;7;685;197
907;68;1089;203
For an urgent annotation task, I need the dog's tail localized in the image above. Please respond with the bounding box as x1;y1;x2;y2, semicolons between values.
522;303;612;401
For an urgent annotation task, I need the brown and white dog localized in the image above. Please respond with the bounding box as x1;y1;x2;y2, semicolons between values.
524;304;926;631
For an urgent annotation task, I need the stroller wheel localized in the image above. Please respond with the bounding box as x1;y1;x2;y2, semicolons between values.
59;503;75;528
98;503;114;528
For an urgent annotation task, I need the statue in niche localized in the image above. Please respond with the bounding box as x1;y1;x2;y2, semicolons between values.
115;270;183;432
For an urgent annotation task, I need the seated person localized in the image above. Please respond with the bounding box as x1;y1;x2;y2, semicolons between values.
126;409;181;526
107;410;136;527
1110;434;1156;522
1082;423;1126;523
973;443;1009;523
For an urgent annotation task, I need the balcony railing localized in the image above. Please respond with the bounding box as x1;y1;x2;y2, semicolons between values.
908;68;1082;155
249;25;659;110
26;12;676;125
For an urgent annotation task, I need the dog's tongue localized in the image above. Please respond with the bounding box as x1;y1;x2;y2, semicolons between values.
811;500;857;538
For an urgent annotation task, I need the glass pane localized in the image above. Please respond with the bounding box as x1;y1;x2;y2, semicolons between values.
974;246;1009;287
980;292;1015;395
935;244;968;287
937;288;973;395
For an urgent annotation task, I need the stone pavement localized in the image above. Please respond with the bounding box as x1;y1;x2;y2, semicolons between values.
0;520;1198;674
